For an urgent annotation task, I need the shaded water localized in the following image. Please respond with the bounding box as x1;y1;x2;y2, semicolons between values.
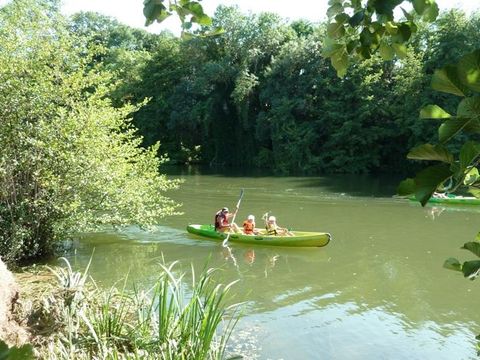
65;169;480;359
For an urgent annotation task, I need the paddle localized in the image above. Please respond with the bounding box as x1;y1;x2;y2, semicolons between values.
222;189;244;247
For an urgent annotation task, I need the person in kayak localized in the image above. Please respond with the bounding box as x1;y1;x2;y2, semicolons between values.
243;214;259;235
265;215;293;236
215;207;240;233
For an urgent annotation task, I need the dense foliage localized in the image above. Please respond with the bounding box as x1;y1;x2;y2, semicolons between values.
0;0;179;263
99;6;479;174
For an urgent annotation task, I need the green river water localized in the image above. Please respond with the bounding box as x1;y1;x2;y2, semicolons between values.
65;168;480;359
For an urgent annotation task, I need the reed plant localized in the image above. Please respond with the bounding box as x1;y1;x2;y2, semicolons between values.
24;258;242;359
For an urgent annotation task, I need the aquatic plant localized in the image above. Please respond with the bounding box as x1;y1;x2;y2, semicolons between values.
22;258;241;359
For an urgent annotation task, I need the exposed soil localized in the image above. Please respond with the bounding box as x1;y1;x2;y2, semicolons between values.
0;257;30;346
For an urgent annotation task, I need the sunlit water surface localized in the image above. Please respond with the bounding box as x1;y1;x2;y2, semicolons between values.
63;169;480;359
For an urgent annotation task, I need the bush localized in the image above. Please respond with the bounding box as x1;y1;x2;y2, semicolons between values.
0;0;180;264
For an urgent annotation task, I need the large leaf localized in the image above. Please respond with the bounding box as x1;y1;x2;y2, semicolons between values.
414;164;453;206
327;3;344;18
462;242;480;258
431;65;466;97
423;2;439;22
331;51;348;77
443;257;461;272
397;178;415;196
335;13;350;24
143;0;170;26
407;144;453;163
392;43;407;59
469;187;480;198
379;42;395;61
322;43;344;58
385;21;398;34
457;49;480;92
348;10;364;27
461;260;480;279
412;0;427;15
438;117;471;143
460;141;480;173
464;167;479;186
457;96;480;118
419;105;451;119
327;22;345;39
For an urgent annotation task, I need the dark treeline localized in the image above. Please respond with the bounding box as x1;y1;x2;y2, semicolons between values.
70;7;480;174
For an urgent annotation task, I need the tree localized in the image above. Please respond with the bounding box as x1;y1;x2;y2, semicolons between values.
0;0;179;263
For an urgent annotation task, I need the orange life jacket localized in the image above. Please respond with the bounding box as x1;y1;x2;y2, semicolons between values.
243;221;255;234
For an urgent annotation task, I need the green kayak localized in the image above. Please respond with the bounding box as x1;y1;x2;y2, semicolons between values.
186;224;331;247
409;196;480;205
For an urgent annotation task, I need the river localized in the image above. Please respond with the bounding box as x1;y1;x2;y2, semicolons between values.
64;168;480;359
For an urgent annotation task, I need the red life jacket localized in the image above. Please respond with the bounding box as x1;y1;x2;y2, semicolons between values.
215;211;228;230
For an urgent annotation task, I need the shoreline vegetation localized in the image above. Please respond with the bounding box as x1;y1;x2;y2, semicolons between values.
0;257;242;359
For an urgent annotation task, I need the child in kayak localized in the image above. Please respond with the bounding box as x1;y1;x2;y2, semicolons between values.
265;215;293;236
243;214;259;235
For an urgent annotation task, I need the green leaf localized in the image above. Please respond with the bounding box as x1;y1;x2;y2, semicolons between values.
192;14;212;26
143;0;170;25
469;187;480;198
346;40;358;54
419;105;451;119
431;65;466;97
407;144;453;163
327;4;344;18
335;13;350;24
322;43;344;58
379;42;395;61
392;43;407;59
464;167;479;186
200;26;225;37
412;0;427;15
331;51;348;77
397;178;415;196
460;141;480;173
374;0;401;17
397;23;412;42
462;242;480;258
327;22;345;39
360;28;374;47
443;257;462;272
438;118;471;143
385;21;398;34
457;96;480;118
423;2;439;22
348;10;365;27
414;164;453;206
461;260;480;279
458;50;480;92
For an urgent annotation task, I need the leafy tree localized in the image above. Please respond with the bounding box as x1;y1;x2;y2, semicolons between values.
0;0;179;263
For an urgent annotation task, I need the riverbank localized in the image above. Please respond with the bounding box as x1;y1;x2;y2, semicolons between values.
0;256;240;359
0;258;30;347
